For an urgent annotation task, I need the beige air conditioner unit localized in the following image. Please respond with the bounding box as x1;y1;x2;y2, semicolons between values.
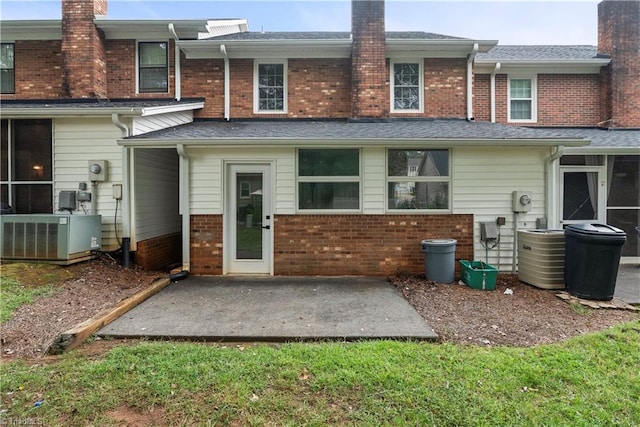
1;214;102;265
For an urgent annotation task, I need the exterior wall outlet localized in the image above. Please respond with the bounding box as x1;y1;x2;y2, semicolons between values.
112;184;123;200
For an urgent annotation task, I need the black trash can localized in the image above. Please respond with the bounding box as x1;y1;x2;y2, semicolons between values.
564;223;626;301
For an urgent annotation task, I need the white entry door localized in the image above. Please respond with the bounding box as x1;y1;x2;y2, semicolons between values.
225;164;272;274
560;168;605;225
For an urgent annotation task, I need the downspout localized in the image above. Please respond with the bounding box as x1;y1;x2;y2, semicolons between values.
168;23;181;101
466;43;479;121
490;62;501;123
111;113;132;267
177;144;191;272
221;44;230;121
545;145;565;230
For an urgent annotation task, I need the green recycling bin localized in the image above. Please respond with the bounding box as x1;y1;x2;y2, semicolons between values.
564;223;626;301
421;239;457;283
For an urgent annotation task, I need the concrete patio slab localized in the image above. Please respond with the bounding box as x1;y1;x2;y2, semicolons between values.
98;276;439;341
614;264;640;305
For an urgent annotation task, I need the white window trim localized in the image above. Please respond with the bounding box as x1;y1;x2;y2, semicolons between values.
253;59;288;114
295;148;362;213
136;40;170;95
385;148;452;213
507;75;537;123
390;59;424;113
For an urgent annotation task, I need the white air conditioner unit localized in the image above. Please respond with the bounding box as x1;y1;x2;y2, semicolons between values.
1;214;102;264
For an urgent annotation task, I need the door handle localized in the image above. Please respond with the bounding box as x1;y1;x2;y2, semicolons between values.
262;225;270;230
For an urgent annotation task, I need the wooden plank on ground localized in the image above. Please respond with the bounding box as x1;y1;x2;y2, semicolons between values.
47;277;171;355
555;291;639;311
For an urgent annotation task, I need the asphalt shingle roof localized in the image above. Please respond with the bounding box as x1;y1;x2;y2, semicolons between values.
203;31;465;41
536;128;640;149
127;119;588;142
477;45;608;61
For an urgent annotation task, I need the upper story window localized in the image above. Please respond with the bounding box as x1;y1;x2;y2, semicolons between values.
391;60;423;113
254;60;287;113
508;76;537;122
138;41;168;93
1;43;15;94
387;149;450;211
297;149;360;211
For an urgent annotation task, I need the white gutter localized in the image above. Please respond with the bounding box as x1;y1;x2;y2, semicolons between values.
466;43;479;121
490;62;501;123
111;113;133;246
221;44;230;121
176;144;191;272
168;23;181;101
545;145;565;229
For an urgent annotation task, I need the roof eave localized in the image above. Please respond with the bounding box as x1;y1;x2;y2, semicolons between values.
0;102;204;118
118;137;588;148
0;20;62;40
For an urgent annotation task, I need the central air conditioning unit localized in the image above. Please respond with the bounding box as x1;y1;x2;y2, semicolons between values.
1;214;102;265
517;229;565;289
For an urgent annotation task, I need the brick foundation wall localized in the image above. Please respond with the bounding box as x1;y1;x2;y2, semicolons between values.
273;214;473;276
190;215;223;275
135;232;181;271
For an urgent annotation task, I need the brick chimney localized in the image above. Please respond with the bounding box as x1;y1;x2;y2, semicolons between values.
350;0;388;119
61;0;108;98
598;0;640;128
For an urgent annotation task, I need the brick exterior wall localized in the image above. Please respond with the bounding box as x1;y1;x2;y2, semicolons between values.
537;74;601;126
187;214;473;276
473;74;491;122
598;0;640;128
350;0;389;119
105;39;177;99
424;59;467;118
274;214;473;276
61;0;108;98
190;215;224;275
182;57;225;119
134;232;181;271
0;41;62;99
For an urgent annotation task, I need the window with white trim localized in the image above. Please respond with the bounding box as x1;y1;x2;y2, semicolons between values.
297;149;360;210
138;41;168;93
508;76;537;122
391;60;423;112
254;60;287;113
1;43;15;94
387;149;450;210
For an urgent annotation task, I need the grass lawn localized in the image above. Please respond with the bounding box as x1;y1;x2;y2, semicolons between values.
2;321;639;426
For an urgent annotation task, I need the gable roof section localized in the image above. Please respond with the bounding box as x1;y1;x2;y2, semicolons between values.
119;119;588;147
0;99;205;118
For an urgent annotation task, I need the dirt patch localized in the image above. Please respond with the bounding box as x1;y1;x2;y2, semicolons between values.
390;272;638;347
1;256;166;360
1;260;638;360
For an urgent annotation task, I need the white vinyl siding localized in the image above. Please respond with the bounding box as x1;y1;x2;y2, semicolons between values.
453;146;547;270
133;148;180;241
190;147;295;214
132;111;193;136
53;117;123;250
362;147;386;214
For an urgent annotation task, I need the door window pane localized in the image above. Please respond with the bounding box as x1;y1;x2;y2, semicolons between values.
607;155;639;207
563;172;597;221
236;173;263;259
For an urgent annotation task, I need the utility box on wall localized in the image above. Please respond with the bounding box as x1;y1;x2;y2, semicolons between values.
512;191;533;213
